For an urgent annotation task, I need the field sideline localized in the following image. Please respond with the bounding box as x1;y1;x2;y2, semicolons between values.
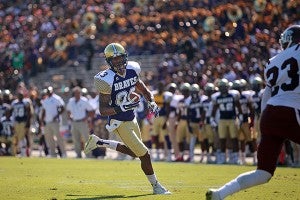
1;157;299;200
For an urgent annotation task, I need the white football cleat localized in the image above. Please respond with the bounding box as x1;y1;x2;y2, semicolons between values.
152;182;171;195
84;134;103;154
206;189;221;200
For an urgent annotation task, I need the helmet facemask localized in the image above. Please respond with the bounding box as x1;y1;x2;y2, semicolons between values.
279;25;300;50
279;30;293;50
218;79;229;95
106;55;128;76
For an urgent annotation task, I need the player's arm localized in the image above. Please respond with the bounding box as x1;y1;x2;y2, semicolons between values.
201;108;206;124
210;102;218;127
199;106;205;127
25;104;31;128
235;99;243;115
211;103;218;119
247;100;255;127
98;93;118;116
135;79;154;102
187;107;193;133
136;79;159;117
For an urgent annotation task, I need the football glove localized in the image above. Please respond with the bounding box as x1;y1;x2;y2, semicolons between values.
148;101;159;117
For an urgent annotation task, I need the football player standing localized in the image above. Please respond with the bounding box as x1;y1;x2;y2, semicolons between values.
84;43;171;195
210;79;243;164
206;25;300;200
174;83;191;162
152;82;173;161
202;83;218;163
187;84;205;162
231;80;255;165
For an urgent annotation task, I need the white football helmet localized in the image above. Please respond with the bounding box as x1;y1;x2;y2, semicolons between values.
279;25;300;50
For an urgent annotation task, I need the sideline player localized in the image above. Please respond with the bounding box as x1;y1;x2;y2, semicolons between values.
174;83;191;162
206;25;300;200
152;82;172;161
84;43;171;195
210;79;242;164
187;83;205;162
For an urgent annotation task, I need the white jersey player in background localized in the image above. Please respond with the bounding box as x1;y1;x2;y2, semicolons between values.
206;25;300;200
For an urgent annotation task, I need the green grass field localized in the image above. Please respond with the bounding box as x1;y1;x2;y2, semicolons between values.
1;157;299;200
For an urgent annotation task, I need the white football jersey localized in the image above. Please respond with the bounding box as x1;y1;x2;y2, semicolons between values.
264;44;300;109
169;94;183;118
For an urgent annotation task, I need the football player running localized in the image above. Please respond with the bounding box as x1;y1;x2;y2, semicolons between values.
206;25;300;199
84;43;171;195
187;83;205;162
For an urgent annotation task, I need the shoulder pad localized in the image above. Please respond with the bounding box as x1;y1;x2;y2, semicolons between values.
127;61;141;76
211;91;220;100
201;95;208;102
229;90;240;99
94;70;114;94
163;91;173;102
229;89;239;96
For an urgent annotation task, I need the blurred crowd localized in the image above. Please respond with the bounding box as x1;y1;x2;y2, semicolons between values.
0;0;300;164
1;0;299;91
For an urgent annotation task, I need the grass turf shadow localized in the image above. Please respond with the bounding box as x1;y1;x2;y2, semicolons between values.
65;193;153;199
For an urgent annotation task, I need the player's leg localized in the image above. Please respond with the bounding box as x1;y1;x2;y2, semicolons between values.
217;120;227;164
168;115;179;158
238;125;246;165
206;105;298;199
188;122;198;162
115;120;171;194
14;123;26;156
203;124;214;163
174;120;185;161
160;118;172;162
152;117;161;160
206;132;278;200
141;119;152;149
228;120;239;164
